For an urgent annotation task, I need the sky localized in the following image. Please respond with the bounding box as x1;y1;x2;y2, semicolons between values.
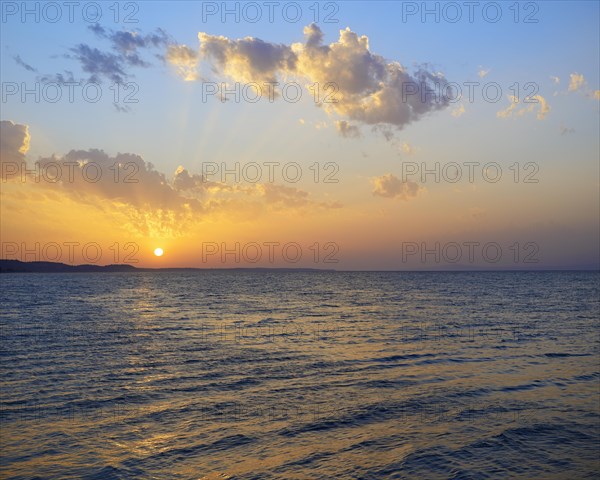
0;0;599;270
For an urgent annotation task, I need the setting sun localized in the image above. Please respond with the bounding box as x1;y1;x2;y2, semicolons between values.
154;248;164;257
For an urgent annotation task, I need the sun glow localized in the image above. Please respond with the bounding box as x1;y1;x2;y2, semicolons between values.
154;248;164;257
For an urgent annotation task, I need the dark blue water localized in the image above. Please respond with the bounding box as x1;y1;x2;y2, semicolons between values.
1;271;599;479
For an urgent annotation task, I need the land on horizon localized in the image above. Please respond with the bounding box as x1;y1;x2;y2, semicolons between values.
1;259;597;273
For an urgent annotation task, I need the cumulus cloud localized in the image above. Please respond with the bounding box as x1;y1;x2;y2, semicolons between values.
292;25;451;133
198;32;296;84
550;75;560;84
0;121;30;180
496;94;549;120
169;23;452;138
371;174;422;200
335;120;361;138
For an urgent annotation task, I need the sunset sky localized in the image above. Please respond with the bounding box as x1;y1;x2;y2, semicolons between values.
1;1;598;269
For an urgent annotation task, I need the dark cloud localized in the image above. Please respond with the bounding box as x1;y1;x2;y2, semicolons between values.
13;55;37;72
40;24;172;85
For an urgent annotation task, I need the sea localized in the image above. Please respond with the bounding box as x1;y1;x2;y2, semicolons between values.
0;271;598;479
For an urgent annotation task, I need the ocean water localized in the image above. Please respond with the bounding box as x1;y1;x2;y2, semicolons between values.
0;271;598;479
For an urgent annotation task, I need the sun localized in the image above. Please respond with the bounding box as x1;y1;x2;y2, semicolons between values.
154;247;164;257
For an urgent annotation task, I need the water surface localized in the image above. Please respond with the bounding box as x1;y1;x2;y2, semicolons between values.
1;271;598;479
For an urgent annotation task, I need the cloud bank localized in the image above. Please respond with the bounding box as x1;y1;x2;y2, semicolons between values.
1;121;340;236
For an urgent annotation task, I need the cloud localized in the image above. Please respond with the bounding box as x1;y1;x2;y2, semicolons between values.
478;67;490;78
13;55;37;72
292;25;451;132
451;104;465;117
399;142;416;155
371;174;422;200
255;183;308;207
496;94;549;120
2;122;340;235
550;76;560;84
335;120;361;138
41;24;171;84
36;149;202;213
65;44;129;83
533;95;550;120
0;121;30;180
568;73;585;92
563;73;599;100
171;23;452;138
198;32;296;84
166;44;200;81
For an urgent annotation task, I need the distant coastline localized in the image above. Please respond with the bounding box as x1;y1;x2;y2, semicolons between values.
0;259;336;273
1;259;598;273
